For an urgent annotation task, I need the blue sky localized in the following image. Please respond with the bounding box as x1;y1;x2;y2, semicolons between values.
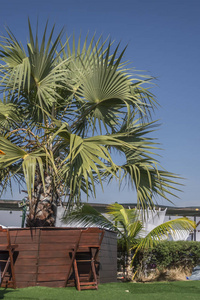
0;0;200;207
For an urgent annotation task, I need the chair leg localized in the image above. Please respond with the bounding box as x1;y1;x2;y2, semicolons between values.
74;259;81;291
0;251;16;289
91;258;98;289
9;250;16;289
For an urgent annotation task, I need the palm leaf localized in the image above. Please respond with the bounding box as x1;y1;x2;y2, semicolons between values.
22;153;45;200
62;203;115;230
132;217;196;265
0;136;26;167
0;21;70;123
0;98;20;131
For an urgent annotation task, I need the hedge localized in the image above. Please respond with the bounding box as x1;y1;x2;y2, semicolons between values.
132;241;200;274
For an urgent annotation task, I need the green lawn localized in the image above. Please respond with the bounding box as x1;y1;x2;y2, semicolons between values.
0;281;200;300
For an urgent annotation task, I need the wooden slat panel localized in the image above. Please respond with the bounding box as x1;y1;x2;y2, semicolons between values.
40;230;80;237
77;247;90;252
40;235;80;243
38;265;69;273
80;234;101;241
12;235;39;244
36;280;66;287
15;243;38;251
1;282;18;288
0;237;7;244
16;281;36;288
15;273;36;282
37;272;67;281
0;232;11;237
15;265;37;274
39;243;76;251
39;257;69;266
16;250;38;259
39;250;71;258
9;229;39;237
15;258;37;266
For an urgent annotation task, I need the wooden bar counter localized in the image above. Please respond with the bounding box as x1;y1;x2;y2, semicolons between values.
0;227;117;288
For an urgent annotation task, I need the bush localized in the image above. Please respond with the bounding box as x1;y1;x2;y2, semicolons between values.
132;241;200;280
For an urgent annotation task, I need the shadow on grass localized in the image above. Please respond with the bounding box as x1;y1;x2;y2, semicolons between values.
0;288;16;299
0;288;41;300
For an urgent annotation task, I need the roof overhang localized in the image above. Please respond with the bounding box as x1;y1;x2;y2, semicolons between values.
0;200;200;217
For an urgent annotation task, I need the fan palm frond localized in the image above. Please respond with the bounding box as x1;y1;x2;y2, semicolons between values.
63;203;115;230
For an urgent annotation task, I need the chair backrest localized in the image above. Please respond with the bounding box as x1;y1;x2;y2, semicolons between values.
78;228;104;250
0;226;10;247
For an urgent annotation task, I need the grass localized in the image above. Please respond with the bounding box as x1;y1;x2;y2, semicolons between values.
0;281;200;300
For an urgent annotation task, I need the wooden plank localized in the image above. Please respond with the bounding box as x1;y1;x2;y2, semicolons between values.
77;247;91;252
39;243;76;251
16;250;38;259
12;235;39;244
40;230;81;237
39;250;71;258
9;229;39;237
39;257;69;265
80;233;102;239
37;272;67;281
16;281;36;288
15;258;37;266
15;243;38;251
15;273;36;281
38;265;69;273
36;280;66;287
0;237;7;244
14;265;37;274
40;235;81;243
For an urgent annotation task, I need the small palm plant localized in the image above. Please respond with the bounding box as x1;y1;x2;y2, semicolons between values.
63;203;196;281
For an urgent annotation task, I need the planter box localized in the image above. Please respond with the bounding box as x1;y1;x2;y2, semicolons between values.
0;227;117;288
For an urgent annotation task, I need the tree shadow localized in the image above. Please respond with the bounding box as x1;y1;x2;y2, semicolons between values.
0;288;17;299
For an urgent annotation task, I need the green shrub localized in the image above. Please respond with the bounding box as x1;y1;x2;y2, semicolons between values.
132;241;200;275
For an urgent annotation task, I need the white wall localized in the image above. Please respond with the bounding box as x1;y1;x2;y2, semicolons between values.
0;210;22;227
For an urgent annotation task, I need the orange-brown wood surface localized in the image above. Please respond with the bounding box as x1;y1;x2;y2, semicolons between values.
0;227;117;288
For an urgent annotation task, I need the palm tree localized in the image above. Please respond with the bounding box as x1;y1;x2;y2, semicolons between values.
0;20;181;227
63;203;195;281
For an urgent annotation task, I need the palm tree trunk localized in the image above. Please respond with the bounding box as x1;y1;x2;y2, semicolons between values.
26;174;58;227
125;251;133;281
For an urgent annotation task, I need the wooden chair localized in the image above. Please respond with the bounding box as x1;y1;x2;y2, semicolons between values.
64;230;82;287
73;228;104;291
0;227;18;289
